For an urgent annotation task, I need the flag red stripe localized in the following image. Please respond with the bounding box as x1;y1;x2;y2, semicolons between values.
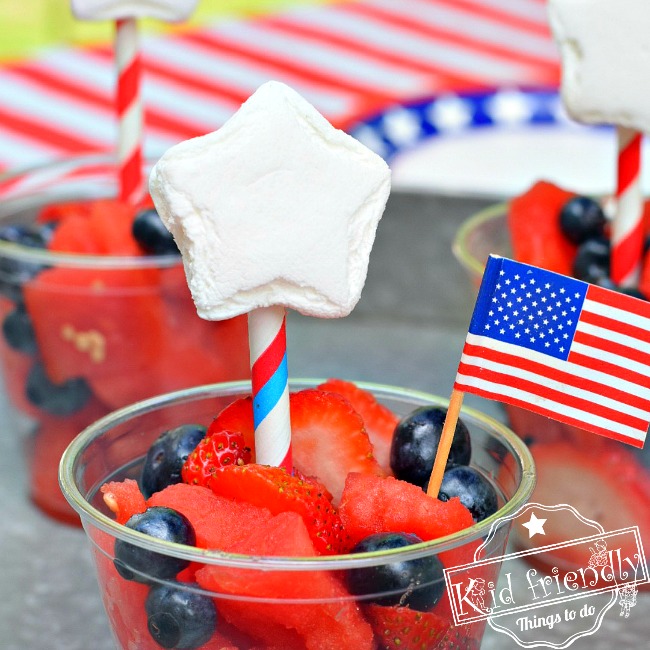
457;360;648;432
579;302;650;342
461;341;650;414
573;328;650;368
587;282;650;315
567;348;650;391
453;379;645;448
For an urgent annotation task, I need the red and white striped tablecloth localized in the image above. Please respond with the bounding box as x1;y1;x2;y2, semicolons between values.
0;0;559;172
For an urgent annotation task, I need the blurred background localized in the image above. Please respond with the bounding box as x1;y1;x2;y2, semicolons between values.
0;0;587;198
2;0;641;198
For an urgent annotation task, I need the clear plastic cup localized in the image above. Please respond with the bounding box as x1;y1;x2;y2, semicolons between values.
453;204;650;574
59;379;535;650
0;155;249;524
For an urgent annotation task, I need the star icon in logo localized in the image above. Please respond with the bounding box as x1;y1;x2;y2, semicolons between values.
522;512;547;538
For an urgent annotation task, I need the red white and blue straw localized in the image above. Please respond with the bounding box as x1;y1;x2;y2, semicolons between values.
248;305;292;471
612;126;644;288
115;17;144;205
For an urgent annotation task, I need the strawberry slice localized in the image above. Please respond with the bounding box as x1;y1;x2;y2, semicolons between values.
289;389;384;503
520;441;650;569
208;464;349;554
181;428;252;487
212;396;256;462
213;389;384;503
318;378;399;472
364;604;480;650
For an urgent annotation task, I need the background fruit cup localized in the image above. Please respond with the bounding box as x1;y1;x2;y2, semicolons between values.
0;155;249;524
59;379;535;650
453;201;650;575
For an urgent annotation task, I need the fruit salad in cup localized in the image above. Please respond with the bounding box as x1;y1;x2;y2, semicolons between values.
60;379;535;650
0;156;249;523
453;181;650;574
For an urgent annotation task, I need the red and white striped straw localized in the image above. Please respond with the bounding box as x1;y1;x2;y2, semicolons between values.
115;17;144;205
248;305;292;471
612;126;644;288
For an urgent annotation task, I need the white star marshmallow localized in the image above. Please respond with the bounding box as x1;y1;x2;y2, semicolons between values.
71;0;198;21
150;81;391;320
549;0;650;131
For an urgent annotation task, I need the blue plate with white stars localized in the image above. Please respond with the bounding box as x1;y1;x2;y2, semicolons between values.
347;87;645;200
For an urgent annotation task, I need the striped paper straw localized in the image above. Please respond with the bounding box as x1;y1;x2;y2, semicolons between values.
612;126;644;288
248;305;292;471
115;17;144;205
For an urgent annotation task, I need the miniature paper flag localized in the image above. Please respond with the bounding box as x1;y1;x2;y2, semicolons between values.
454;256;650;448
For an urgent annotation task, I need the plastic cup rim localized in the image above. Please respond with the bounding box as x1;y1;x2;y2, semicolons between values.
452;202;507;277
0;152;181;269
59;378;536;572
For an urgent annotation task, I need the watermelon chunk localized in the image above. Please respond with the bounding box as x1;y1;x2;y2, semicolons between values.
338;473;474;547
29;395;109;525
146;482;274;551
507;180;577;275
101;479;147;525
47;198;143;256
23;266;165;391
196;512;375;650
0;296;38;418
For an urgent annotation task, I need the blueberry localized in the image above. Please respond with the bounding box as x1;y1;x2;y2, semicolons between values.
133;209;179;255
390;407;471;488
559;196;606;244
437;466;498;523
346;533;445;611
145;581;217;649
114;507;196;583
2;305;37;354
25;361;91;415
0;224;50;301
572;237;610;283
140;424;207;498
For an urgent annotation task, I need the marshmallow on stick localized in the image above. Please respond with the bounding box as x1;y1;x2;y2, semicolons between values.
150;81;391;469
71;0;199;205
549;0;646;287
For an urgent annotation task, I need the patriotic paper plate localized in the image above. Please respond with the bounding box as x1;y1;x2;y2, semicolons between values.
350;88;650;200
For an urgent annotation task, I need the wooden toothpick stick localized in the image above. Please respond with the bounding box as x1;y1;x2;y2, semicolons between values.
426;388;465;498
